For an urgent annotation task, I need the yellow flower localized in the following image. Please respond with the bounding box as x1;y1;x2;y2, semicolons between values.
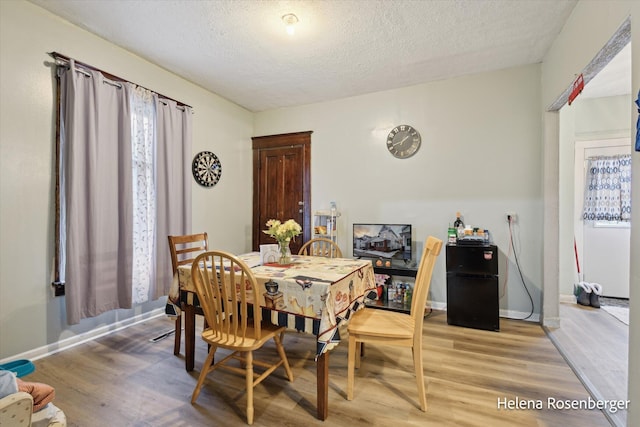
263;219;302;243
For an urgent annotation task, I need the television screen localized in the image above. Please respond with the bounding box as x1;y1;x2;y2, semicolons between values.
353;224;412;261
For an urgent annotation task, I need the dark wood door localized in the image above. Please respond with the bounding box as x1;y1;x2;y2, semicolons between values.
252;131;311;254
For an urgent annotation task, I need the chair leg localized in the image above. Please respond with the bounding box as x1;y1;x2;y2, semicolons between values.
355;341;362;369
246;351;254;425
412;345;427;411
202;317;212;356
191;346;216;404
173;315;182;356
347;335;356;400
274;334;293;381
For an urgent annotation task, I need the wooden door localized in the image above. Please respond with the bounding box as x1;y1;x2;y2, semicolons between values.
252;131;311;254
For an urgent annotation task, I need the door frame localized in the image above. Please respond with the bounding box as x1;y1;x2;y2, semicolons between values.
251;131;312;251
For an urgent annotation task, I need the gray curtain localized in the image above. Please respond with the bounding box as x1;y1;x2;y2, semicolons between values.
60;60;134;324
59;60;192;323
154;99;192;300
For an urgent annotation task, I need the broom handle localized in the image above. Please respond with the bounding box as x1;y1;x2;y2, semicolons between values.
574;239;580;273
574;238;582;282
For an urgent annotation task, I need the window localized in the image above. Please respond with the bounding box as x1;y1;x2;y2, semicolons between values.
582;154;632;224
55;55;192;324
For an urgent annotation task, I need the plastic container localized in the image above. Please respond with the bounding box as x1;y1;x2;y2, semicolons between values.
0;359;35;378
448;226;457;244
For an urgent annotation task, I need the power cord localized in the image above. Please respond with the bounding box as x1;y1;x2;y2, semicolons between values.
500;219;512;299
507;216;535;320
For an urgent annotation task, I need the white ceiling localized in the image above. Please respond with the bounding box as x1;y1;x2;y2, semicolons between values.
30;0;630;112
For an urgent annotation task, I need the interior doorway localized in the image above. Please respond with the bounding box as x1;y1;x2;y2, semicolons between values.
549;19;632;427
574;139;631;299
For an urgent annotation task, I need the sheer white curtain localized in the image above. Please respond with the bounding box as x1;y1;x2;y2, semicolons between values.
59;59;192;323
130;85;157;304
582;154;632;222
60;60;134;324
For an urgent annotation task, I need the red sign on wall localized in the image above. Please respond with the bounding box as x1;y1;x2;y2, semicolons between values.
568;74;584;105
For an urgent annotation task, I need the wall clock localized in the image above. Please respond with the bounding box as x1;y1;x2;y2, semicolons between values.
386;125;421;159
192;151;222;187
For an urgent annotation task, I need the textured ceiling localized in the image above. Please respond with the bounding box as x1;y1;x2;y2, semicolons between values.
29;0;627;112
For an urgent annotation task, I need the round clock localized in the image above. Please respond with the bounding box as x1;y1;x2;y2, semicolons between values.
386;125;421;159
192;151;222;187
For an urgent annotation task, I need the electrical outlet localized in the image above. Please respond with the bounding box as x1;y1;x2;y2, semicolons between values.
506;212;517;224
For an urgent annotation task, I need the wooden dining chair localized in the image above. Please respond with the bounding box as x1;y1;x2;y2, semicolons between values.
297;237;343;258
168;232;208;356
190;250;294;425
346;236;443;411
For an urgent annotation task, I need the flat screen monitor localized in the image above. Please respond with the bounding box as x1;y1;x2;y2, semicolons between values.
353;223;412;261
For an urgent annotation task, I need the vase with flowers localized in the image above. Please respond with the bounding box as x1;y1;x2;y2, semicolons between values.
263;219;302;265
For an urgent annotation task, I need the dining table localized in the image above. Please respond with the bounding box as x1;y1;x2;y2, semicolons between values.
168;252;376;421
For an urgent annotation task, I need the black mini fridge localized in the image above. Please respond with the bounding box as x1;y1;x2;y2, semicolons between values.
446;243;499;331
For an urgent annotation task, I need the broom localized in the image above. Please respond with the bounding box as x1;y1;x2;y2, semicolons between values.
573;238;592;305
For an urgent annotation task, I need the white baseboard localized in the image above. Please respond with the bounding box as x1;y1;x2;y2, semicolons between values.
499;309;540;323
0;308;166;365
428;301;447;311
560;293;577;303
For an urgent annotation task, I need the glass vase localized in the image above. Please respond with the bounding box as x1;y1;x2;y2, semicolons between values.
278;240;292;265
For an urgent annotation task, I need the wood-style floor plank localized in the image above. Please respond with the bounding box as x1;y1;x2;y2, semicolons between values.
545;301;628;427
25;310;610;426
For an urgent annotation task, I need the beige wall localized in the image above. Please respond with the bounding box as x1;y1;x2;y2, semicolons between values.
0;0;253;359
255;64;544;316
541;1;639;424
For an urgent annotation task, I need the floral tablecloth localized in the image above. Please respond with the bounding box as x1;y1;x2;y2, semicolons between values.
170;252;376;357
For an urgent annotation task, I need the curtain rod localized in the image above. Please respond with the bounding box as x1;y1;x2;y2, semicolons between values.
587;154;631;160
49;51;194;111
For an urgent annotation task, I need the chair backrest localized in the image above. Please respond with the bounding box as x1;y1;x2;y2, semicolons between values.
168;233;209;274
410;236;443;334
0;391;33;426
298;238;343;258
191;250;263;342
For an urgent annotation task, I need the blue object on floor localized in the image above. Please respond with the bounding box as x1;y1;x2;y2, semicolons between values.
635;89;639;151
0;359;35;378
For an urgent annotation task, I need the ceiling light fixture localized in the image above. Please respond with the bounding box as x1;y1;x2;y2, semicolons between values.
282;13;298;35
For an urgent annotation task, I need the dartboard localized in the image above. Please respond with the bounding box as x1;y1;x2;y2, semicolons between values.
192;151;222;187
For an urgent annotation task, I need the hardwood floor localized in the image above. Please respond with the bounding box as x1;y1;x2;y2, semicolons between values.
545;302;629;427
27;310;610;426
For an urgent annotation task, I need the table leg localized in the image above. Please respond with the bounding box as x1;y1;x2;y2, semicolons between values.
185;304;196;372
317;351;329;420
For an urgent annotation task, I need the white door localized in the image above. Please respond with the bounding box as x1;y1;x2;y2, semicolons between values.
574;139;631;298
